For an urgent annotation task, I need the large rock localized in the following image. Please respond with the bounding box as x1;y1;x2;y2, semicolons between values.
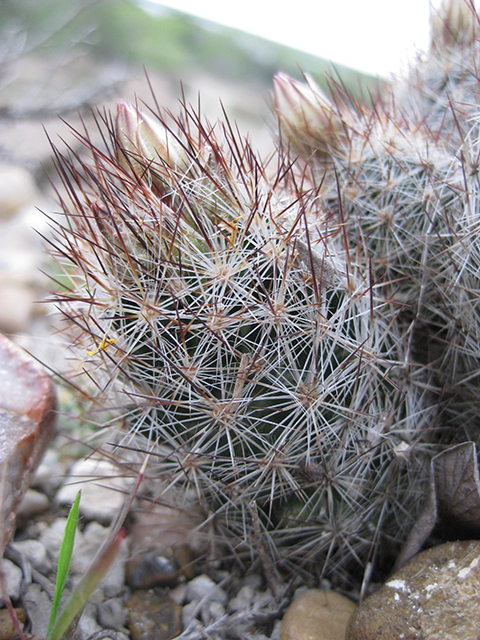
280;589;357;640
346;540;480;639
0;334;56;549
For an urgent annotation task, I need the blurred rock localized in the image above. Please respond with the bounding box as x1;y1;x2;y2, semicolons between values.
0;165;37;220
0;559;23;605
22;583;51;639
11;538;51;574
97;598;129;632
77;601;103;638
346;540;480;639
17;488;50;520
0;608;26;640
169;583;187;606
55;457;132;525
185;574;228;605
40;516;82;565
127;550;180;589
126;590;182;640
0;282;35;334
32;446;69;495
280;589;356;640
228;584;255;612
127;499;200;587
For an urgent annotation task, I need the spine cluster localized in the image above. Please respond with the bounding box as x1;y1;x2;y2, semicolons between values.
50;0;480;583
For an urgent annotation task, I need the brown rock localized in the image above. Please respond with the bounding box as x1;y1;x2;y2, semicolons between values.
280;589;357;640
0;607;26;640
127;550;181;589
346;540;480;639
126;590;182;640
127;500;200;587
0;334;56;549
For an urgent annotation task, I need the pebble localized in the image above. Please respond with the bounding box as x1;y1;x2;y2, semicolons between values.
32;447;68;495
0;608;26;640
0;283;35;333
16;488;50;520
97;598;129;631
55;457;132;525
169;583;188;606
126;590;182;640
127;550;180;589
280;589;356;640
0;165;37;220
181;600;200;628
71;521;111;576
127;500;199;585
0;560;23;605
346;540;480;639
77;601;103;638
206;600;225;621
185;574;228;604
229;584;255;612
40;517;82;565
21;584;51;638
11;539;51;574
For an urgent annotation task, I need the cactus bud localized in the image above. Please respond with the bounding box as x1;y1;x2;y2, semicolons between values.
272;72;347;162
115;101;188;183
430;0;477;50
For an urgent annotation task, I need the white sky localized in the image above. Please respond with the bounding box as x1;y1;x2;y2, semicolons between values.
144;0;440;77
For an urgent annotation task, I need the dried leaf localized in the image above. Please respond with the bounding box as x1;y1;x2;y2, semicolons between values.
395;441;480;571
393;472;437;572
434;441;480;534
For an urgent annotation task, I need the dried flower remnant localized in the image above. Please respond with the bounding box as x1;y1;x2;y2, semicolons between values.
115;101;189;189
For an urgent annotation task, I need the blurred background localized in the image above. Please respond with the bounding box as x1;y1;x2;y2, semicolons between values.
0;0;431;356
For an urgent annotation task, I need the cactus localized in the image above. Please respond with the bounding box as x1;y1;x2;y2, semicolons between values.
49;0;480;585
273;0;480;445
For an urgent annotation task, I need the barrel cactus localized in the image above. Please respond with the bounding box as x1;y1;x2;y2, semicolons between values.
50;0;480;585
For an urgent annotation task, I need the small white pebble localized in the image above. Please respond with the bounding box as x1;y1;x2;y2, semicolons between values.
386;579;406;590
458;556;480;579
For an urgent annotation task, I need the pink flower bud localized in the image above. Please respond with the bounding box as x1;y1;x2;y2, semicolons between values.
272;73;347;162
115;101;188;181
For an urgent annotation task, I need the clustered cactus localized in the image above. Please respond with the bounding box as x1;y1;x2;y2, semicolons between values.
50;0;480;585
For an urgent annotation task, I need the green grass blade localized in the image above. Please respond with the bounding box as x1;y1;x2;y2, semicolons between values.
48;529;126;640
46;490;81;640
